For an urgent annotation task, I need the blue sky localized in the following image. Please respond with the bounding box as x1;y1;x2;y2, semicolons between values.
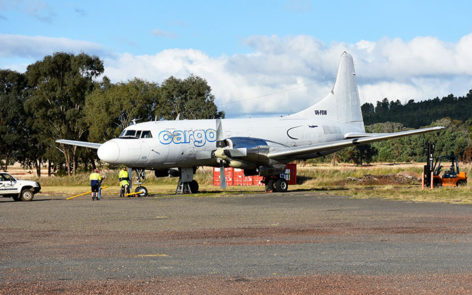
1;0;472;117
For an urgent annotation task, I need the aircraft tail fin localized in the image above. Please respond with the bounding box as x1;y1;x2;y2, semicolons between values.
289;52;365;131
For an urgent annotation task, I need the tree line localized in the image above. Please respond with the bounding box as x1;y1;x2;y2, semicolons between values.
336;91;472;165
362;90;472;128
2;52;471;174
0;52;224;176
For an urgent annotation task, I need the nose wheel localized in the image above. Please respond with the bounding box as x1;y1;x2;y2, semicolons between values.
135;185;148;197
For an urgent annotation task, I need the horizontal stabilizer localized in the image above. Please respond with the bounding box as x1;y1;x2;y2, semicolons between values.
268;126;443;160
56;139;101;149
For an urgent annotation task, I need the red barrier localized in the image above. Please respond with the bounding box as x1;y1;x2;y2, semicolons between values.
213;164;296;186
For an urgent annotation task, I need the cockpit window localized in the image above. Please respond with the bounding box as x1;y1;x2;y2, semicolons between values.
119;129;137;138
141;130;152;138
119;129;153;138
125;130;136;137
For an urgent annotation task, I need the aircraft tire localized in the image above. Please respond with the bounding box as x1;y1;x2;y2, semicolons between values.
190;180;199;193
275;178;288;192
135;186;148;197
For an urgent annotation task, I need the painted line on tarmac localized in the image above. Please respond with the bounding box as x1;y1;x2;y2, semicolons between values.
137;254;169;258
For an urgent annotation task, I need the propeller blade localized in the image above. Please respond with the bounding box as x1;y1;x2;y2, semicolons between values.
216;119;223;141
219;163;227;189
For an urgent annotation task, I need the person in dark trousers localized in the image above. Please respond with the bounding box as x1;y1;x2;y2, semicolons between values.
119;167;130;197
90;169;102;201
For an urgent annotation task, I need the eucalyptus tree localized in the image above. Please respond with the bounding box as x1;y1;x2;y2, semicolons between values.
24;52;104;175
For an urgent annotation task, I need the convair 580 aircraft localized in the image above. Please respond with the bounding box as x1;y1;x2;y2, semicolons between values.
57;52;442;194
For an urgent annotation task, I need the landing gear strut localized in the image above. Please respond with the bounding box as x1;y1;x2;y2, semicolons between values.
263;176;288;192
134;168;148;197
175;167;199;194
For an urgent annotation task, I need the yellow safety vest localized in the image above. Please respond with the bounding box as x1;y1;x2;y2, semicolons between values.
119;170;128;179
90;172;102;181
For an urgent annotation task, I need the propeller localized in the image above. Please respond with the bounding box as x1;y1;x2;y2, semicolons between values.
216;119;227;189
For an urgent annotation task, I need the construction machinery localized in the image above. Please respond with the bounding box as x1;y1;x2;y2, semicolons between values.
424;143;467;187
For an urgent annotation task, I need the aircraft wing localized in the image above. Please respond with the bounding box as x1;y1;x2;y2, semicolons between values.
56;139;101;149
268;126;443;160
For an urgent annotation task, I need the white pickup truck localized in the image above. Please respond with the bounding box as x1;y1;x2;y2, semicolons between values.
0;172;41;201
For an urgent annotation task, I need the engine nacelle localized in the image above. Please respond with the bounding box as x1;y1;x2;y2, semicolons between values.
223;137;270;165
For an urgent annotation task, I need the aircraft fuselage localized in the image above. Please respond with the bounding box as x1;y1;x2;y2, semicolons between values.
97;117;359;169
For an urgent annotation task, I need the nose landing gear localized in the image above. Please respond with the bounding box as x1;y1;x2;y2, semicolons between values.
133;168;148;197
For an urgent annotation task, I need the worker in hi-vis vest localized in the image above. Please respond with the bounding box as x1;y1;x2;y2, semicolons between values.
89;169;102;201
119;167;130;197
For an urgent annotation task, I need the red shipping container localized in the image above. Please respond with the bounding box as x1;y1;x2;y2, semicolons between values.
253;175;264;186
213;167;234;186
213;164;296;186
233;168;244;186
243;176;253;186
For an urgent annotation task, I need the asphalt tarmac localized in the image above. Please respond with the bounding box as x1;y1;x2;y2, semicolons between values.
1;191;472;294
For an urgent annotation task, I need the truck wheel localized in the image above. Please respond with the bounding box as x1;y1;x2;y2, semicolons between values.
12;194;21;202
21;189;34;201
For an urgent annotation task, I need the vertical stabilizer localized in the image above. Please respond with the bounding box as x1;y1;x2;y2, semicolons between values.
289;52;364;131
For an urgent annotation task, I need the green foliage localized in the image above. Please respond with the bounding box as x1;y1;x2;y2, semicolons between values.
0;70;28;170
368;118;472;163
85;75;224;143
362;90;472;128
23;52;104;175
1;52;225;175
85;78;159;142
156;75;224;120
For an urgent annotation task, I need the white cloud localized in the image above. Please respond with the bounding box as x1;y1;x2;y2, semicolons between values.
103;34;472;116
3;33;472;116
0;34;106;59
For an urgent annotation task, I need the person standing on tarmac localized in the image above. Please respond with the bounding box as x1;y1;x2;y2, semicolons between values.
90;169;102;201
97;170;105;200
119;167;130;197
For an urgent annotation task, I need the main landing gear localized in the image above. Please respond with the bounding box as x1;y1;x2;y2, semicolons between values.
175;167;199;194
263;176;288;192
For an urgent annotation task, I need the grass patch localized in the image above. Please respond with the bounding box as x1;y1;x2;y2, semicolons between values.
35;163;472;204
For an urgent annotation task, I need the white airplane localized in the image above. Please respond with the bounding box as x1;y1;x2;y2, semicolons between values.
57;52;442;195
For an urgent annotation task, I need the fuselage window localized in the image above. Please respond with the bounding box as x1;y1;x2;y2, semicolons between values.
141;130;152;138
136;130;142;138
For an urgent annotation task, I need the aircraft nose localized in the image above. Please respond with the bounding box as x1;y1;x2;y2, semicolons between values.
97;141;120;163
